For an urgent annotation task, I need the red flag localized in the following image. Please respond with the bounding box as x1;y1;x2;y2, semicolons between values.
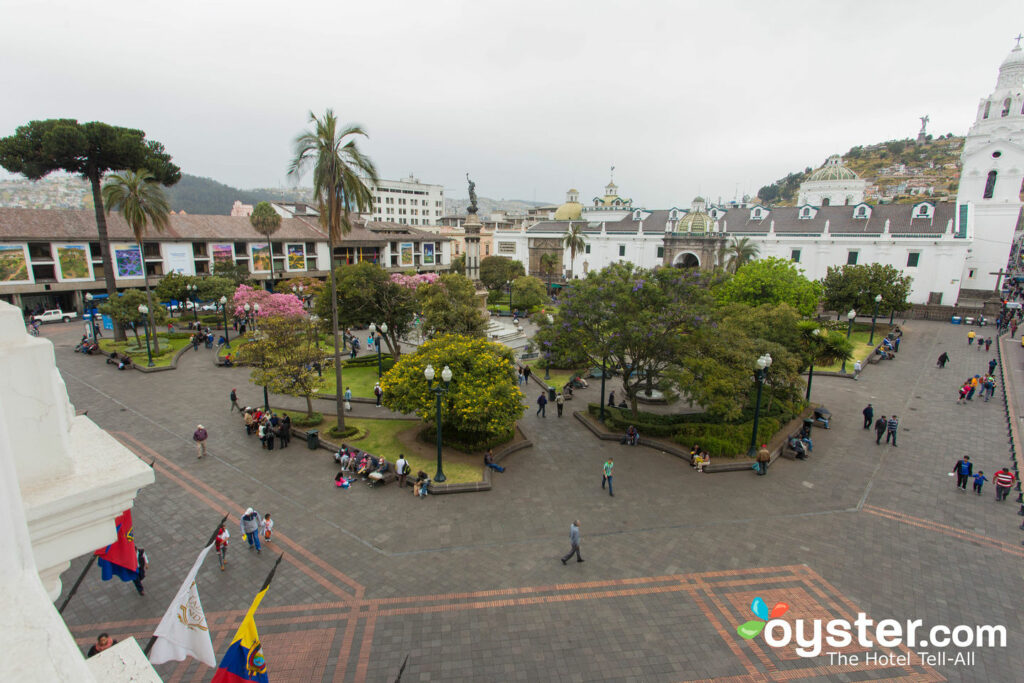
95;509;138;574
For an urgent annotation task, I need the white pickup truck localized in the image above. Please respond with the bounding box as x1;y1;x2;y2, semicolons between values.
32;309;78;324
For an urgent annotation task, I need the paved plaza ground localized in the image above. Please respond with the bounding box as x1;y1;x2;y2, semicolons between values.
47;319;1024;682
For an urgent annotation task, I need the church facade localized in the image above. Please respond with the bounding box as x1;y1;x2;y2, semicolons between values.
494;42;1024;307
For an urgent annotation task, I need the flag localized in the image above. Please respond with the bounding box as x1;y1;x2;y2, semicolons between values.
95;509;138;582
149;543;217;667
211;587;270;683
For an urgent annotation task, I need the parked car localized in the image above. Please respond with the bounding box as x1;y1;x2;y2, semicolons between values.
200;302;221;312
32;309;78;324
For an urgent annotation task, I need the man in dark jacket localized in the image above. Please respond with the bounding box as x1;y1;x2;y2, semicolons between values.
874;415;887;445
953;456;972;491
862;404;874;429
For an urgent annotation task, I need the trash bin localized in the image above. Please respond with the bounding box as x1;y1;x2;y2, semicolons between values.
548;386;557;402
306;430;319;450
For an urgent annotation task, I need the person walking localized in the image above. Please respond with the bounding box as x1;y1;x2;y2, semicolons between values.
602;457;614;497
608;391;615;407
132;547;149;596
517;367;524;386
523;365;532;384
262;513;274;544
344;387;353;412
953;456;972;491
1011;320;1018;338
241;507;262;553
972;471;988;495
193;424;208;459
988;358;998;375
993;467;1016;501
374;382;383;407
874;415;887;445
985;338;992;351
560;520;583;564
967;329;976;345
885;415;899;447
862;404;874;429
555;392;565;417
215;523;230;571
536;392;547;417
937;352;949;368
230;388;241;412
756;444;771;475
396;454;409;488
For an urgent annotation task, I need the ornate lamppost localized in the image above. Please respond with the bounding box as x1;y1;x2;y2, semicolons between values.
841;309;856;374
369;322;388;378
220;296;230;348
425;364;452;483
869;294;882;345
747;353;773;457
188;284;199;322
84;293;96;343
138;304;154;367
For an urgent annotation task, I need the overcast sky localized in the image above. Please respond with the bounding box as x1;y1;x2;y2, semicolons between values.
3;0;1022;207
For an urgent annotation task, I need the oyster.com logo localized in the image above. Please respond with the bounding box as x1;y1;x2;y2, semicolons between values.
736;597;789;640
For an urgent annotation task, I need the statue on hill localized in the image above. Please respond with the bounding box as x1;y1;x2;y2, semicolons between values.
466;173;478;215
919;115;929;135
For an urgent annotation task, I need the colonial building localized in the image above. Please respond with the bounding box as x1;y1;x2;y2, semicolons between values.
0;209;451;313
493;42;1024;306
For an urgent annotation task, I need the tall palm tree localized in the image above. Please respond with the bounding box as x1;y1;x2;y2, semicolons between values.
562;222;586;279
102;170;170;352
289;110;378;432
725;236;760;273
797;321;853;402
539;252;560;283
249;201;282;285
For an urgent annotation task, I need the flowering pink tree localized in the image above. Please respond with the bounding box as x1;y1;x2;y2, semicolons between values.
390;273;439;290
232;284;305;318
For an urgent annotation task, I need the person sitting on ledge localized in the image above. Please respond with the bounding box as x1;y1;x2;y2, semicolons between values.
621;425;639;446
356;455;371;478
484;448;505;473
413;471;430;497
223;353;233;367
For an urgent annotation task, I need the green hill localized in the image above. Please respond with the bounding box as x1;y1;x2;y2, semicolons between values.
165;174;312;214
757;135;964;206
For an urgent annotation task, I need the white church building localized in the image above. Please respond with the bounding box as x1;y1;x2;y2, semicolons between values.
495;42;1024;306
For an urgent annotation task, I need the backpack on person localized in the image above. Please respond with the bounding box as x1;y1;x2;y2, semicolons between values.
402;461;411;475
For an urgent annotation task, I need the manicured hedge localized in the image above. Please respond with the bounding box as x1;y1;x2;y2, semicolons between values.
289;412;323;428
417;425;513;453
327;425;361;439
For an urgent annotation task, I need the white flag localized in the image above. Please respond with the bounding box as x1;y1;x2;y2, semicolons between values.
149;543;216;667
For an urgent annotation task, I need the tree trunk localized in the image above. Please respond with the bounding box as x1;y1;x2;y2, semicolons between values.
266;238;274;290
132;323;141;347
330;256;345;432
305;394;314;418
139;240;160;353
88;166;126;341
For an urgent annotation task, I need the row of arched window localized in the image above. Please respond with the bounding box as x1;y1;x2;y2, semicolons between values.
983;97;1024;118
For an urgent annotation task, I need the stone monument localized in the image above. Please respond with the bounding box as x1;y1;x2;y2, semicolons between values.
916;114;929;145
462;174;489;308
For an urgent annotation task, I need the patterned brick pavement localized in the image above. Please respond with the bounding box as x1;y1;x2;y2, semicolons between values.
41;319;1024;682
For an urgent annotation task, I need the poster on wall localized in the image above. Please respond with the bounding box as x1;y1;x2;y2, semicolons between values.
421;242;435;266
399;242;414;267
112;243;144;278
55;244;93;281
251;243;271;272
286;244;305;271
164;244;194;275
0;244;31;283
211;243;234;273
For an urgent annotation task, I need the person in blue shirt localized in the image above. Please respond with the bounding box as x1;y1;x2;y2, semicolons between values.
972;471;987;495
952;456;972;491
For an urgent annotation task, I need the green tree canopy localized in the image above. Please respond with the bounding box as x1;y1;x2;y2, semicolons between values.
449;254;466;275
380;334;525;438
714;257;822;316
236;315;325;417
417;273;487;338
479;256;525;291
211;260;252;286
820;263;913;318
0;119;180;341
154;272;198;304
98;289;168;345
197;276;238;304
313;262;416;357
511;275;546;311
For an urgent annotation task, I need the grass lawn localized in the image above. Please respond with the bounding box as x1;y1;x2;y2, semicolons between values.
278;412;480;483
525;360;578;391
316;363;386;398
98;334;191;367
816;328;892;372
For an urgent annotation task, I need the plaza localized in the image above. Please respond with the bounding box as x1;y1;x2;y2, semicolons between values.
48;314;1024;682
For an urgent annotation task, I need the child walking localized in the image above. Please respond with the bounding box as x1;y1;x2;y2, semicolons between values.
972;471;987;495
215;524;230;571
262;513;274;544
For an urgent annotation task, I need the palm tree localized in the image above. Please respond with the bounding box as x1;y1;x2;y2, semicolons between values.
249;201;282;285
289;110;378;432
797;321;853;402
102;170;170;352
725;236;760;273
562;222;586;279
539;252;560;283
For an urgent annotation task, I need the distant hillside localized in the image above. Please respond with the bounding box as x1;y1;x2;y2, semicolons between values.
445;196;551;218
757;135;964;206
165;175;313;214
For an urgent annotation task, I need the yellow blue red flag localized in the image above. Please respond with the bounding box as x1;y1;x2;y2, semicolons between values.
210;587;269;682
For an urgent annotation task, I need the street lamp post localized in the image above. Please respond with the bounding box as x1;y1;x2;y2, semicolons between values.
869;294;882;345
747;353;773;457
243;303;251;334
85;293;96;343
138;304;154;367
369;322;388;378
425;364;452;483
598;356;608;422
220;296;230;348
310;314;321;349
253;303;260;332
805;328;821;402
841;309;856;374
544;314;554;380
507;280;513;314
189;284;199;322
292;284;305;309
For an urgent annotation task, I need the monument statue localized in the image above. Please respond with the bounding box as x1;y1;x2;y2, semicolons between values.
919;115;929;135
466;173;478;215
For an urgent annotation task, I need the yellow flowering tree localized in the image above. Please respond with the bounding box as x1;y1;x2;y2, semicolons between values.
381;334;525;441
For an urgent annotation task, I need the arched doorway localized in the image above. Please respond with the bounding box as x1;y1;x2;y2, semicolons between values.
673;252;700;268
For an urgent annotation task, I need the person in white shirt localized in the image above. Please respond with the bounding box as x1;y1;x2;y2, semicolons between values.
396;455;409;488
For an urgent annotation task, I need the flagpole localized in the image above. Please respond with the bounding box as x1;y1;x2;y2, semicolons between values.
57;555;97;615
143;514;229;657
260;553;284;592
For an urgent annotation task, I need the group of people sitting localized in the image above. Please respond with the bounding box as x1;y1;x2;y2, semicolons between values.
104;351;133;370
786;425;813;460
242;408;291;450
620;425;640;445
689;445;712;472
75;335;101;355
334;445;392;485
